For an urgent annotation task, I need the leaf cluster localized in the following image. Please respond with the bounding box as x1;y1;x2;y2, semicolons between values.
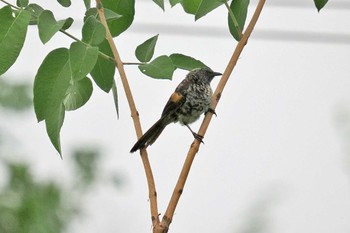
135;34;208;79
0;0;330;155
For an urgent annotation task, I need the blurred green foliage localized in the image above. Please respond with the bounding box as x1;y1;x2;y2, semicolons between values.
72;148;100;188
0;79;32;111
0;148;122;233
0;163;71;233
0;77;123;233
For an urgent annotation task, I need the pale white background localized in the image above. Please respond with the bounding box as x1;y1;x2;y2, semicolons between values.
1;0;350;233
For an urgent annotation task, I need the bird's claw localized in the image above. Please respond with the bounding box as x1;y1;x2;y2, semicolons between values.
193;133;204;144
205;108;217;117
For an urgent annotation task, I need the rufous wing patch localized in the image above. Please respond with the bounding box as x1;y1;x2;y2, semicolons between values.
170;92;184;104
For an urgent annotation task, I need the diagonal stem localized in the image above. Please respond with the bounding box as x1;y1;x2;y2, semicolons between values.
95;0;160;227
0;0;19;9
157;0;266;231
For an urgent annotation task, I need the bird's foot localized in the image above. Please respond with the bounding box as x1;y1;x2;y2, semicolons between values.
193;133;204;144
205;108;217;116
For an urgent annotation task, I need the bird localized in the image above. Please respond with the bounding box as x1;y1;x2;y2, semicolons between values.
130;67;222;153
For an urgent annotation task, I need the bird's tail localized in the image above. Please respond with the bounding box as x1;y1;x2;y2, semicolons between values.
130;118;166;153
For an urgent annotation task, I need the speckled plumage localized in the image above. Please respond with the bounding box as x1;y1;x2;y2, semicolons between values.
130;67;221;153
165;68;214;125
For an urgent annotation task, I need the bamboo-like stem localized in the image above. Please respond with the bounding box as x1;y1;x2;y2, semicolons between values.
158;0;266;231
95;0;160;227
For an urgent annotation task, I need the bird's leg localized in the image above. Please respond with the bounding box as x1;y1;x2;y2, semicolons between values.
186;124;204;144
205;108;217;116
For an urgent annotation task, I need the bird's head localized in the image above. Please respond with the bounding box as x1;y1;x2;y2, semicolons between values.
189;67;222;83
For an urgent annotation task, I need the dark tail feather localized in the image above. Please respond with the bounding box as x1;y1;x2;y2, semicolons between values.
130;119;166;153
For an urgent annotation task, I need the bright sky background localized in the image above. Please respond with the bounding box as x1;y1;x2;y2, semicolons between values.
1;0;350;232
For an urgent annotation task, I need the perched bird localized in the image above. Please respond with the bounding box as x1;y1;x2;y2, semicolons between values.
130;67;222;153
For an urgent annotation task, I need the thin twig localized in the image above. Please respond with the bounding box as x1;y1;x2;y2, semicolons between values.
123;62;146;65
0;0;19;9
94;0;160;228
158;0;266;231
59;29;113;61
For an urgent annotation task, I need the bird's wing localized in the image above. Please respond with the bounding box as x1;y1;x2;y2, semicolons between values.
160;92;186;118
160;76;191;118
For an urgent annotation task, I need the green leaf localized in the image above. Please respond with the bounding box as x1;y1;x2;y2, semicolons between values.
84;8;121;23
169;53;207;71
152;0;165;10
90;40;115;92
82;16;106;46
17;0;29;7
135;34;159;63
195;0;224;20
104;8;122;22
180;0;224;18
180;0;201;14
169;0;181;7
38;10;66;44
57;0;71;7
26;4;44;25
0;6;31;76
314;0;328;11
138;55;174;80
102;0;135;37
63;77;93;111
69;42;99;81
34;48;71;155
45;103;65;155
84;0;91;10
34;48;71;122
111;81;119;118
228;0;249;41
62;17;74;30
84;8;98;22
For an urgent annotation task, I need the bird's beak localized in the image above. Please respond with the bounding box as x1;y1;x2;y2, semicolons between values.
213;71;222;76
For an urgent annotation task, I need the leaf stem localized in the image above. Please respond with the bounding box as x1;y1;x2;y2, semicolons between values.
0;0;20;9
58;28;80;42
123;62;146;65
59;29;113;62
95;0;160;228
159;0;266;231
224;0;243;40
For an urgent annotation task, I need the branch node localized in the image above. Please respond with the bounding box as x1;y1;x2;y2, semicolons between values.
162;215;172;225
131;110;139;118
216;92;222;102
96;1;102;9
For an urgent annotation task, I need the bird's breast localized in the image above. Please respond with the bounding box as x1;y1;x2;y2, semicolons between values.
177;84;212;125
